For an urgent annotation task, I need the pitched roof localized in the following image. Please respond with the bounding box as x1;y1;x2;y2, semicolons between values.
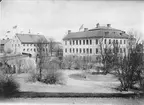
16;33;48;44
0;39;10;45
63;27;129;40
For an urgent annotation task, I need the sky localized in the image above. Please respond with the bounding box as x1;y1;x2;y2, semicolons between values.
0;0;144;42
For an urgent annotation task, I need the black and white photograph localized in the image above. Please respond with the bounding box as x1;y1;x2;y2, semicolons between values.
0;0;144;105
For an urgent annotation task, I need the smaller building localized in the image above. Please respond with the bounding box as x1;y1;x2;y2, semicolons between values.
0;38;10;53
5;33;49;57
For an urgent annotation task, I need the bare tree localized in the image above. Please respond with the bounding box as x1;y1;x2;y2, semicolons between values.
99;38;115;74
0;53;12;74
114;30;144;91
36;38;48;80
48;38;56;56
15;59;23;73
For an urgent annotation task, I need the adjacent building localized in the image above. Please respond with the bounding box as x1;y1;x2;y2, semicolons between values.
5;33;49;57
63;23;131;59
0;38;10;53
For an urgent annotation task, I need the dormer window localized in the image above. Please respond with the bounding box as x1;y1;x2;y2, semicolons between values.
105;32;109;35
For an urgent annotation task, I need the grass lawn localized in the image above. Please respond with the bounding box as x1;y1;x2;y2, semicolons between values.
13;70;134;94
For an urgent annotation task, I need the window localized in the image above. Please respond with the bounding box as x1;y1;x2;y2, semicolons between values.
65;48;67;53
73;48;75;53
70;48;71;53
27;44;29;46
83;40;85;45
124;40;126;44
23;49;25;51
116;40;118;44
96;39;98;44
113;40;115;44
83;49;85;53
105;39;107;44
27;49;29;51
105;32;109;35
123;48;126;53
34;48;36;52
76;48;78;53
23;44;25;46
87;48;89;54
90;40;92;45
31;49;32;51
86;40;89;45
90;48;92;54
96;48;98;54
80;48;82;53
76;40;78;45
109;39;111;44
70;41;71;45
79;40;81;45
120;40;122;44
31;44;32;46
104;48;107;53
43;48;45;52
73;40;75;45
120;48;122;53
65;41;67;45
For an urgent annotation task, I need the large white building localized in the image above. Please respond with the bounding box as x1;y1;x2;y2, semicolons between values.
63;24;132;59
5;33;49;57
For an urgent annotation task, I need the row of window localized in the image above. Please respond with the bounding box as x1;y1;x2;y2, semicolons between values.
12;44;20;47
65;48;126;54
65;39;126;45
23;44;48;47
12;44;48;47
23;48;48;52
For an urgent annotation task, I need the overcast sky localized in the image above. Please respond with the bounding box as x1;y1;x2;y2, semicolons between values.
0;0;144;42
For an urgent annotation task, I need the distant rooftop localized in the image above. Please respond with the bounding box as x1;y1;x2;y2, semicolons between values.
63;24;130;40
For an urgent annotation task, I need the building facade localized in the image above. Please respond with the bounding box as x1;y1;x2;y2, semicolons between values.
5;33;49;57
63;24;131;59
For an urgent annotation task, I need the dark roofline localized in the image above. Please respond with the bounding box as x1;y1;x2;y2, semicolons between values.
63;36;129;40
88;28;122;31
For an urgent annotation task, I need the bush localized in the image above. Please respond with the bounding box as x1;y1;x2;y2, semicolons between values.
0;71;19;97
27;71;39;83
42;71;65;85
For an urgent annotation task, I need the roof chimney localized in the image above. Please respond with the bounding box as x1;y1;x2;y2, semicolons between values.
84;28;88;32
96;23;100;28
107;24;111;28
68;30;71;34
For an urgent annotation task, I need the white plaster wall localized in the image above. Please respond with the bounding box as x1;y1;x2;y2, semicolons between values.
63;38;129;57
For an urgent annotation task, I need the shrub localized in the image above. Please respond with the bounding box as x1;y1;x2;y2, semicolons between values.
0;71;19;97
40;60;66;85
27;70;38;83
42;71;65;85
